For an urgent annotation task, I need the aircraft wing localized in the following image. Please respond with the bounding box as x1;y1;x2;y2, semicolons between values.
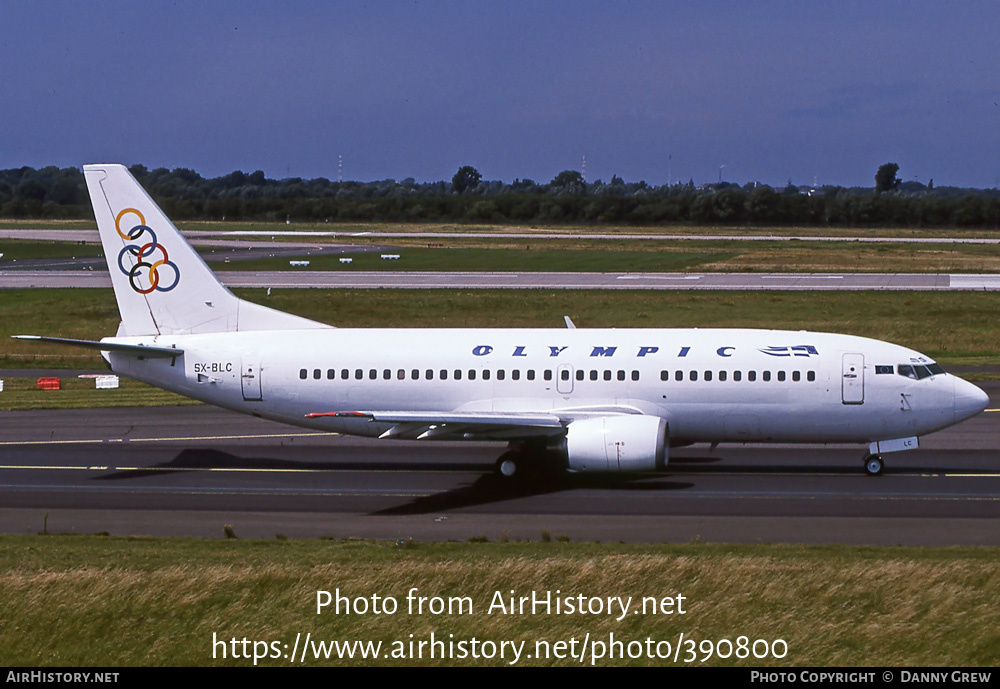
304;407;644;441
305;409;564;440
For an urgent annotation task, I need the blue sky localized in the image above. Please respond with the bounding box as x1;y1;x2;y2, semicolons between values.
2;1;998;187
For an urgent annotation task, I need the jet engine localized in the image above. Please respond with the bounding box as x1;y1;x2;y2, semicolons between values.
562;415;668;472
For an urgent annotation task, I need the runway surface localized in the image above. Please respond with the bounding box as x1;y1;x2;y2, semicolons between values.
1;383;998;545
4;269;1000;290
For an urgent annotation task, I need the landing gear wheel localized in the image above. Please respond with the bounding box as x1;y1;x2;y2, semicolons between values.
864;454;884;476
496;451;520;478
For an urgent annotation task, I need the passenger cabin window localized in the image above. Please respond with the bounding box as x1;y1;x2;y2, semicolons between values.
527;370;535;381
512;370;520;381
763;371;771;382
733;370;742;382
792;371;800;382
631;370;640;381
777;371;786;382
313;369;321;380
675;371;683;382
497;370;505;381
605;370;613;381
704;370;713;382
299;369;307;380
544;370;553;381
719;370;727;382
617;370;626;381
807;371;816;382
327;369;335;380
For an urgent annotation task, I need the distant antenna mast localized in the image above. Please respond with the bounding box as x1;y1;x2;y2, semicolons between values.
338;155;343;183
581;154;587;182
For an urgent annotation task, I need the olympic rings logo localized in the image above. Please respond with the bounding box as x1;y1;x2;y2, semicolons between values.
114;208;181;294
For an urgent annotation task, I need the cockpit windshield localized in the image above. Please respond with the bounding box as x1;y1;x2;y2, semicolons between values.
898;363;946;379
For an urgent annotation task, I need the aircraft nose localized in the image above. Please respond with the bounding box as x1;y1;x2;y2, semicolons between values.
953;377;989;424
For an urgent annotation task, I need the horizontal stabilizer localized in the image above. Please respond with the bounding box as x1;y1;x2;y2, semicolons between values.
12;335;183;358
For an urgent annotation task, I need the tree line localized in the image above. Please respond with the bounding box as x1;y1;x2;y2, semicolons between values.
2;163;1000;228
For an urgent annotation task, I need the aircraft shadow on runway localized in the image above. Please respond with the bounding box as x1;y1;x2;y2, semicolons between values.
89;446;895;485
371;473;697;516
88;447;984;514
91;447;491;480
88;447;696;513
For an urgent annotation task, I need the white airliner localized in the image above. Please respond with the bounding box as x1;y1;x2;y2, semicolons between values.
16;164;990;477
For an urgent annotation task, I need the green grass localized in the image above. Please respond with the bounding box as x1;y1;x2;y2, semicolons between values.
168;219;1000;240
1;535;997;666
0;239;104;261
0;376;198;411
6;223;1000;273
201;236;1000;274
3;289;999;371
212;247;733;272
0;219;95;230
10;218;1000;239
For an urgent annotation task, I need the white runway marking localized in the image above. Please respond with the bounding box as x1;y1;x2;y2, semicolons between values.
950;275;1000;289
616;275;703;280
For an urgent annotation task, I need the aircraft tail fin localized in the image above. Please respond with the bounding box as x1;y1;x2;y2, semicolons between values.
83;164;328;336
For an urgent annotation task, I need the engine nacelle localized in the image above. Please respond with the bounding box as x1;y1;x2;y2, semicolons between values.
563;415;668;473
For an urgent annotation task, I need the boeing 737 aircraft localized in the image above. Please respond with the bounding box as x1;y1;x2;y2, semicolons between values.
16;164;990;478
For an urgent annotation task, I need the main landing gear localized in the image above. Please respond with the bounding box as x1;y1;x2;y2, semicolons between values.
494;443;560;479
495;450;520;478
863;453;884;476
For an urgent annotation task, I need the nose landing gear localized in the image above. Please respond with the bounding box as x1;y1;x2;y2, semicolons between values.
863;453;884;476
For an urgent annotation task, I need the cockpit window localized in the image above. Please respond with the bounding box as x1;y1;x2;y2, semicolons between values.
899;363;942;379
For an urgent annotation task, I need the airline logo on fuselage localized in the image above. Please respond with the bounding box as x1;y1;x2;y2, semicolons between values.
469;344;819;359
114;208;181;294
759;345;820;357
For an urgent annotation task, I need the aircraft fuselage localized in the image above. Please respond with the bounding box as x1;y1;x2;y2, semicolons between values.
106;326;986;446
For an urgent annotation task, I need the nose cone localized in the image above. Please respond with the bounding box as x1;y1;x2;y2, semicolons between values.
954;376;990;424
